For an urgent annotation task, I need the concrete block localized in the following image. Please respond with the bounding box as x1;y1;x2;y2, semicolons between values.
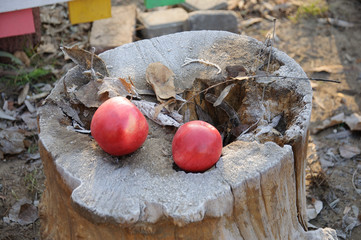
188;10;238;33
181;0;228;11
90;5;136;53
138;8;188;38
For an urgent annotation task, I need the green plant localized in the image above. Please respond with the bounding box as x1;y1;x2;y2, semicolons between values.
24;169;40;194
27;142;39;154
290;0;328;22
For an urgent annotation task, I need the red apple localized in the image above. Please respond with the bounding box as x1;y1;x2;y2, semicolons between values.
172;120;222;172
90;96;149;156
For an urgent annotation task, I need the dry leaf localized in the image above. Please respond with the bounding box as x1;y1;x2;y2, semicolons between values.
132;100;181;127
146;62;176;102
74;81;102;108
61;45;109;77
307;199;323;220
98;77;138;99
226;65;247;78
345;113;361;131
21;112;38;130
311;112;345;133
0;109;16;121
14;51;30;67
18;83;29;105
0;128;25;154
339;145;361;159
213;83;236;107
6;198;38;225
24;100;36;113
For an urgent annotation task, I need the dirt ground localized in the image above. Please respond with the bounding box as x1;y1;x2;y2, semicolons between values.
1;0;361;239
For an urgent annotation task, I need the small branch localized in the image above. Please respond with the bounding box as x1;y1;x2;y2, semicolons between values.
267;18;277;73
232;74;341;83
177;74;340;112
182;57;222;74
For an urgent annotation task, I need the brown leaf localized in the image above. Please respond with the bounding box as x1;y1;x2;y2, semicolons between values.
99;77;138;98
7;198;38;225
146;62;176;102
14;51;30;67
75;81;102;108
226;65;247;78
61;45;109;77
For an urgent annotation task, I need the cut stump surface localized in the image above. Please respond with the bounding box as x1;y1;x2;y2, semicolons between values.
38;31;337;239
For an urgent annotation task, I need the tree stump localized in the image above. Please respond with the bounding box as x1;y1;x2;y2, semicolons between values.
38;31;337;239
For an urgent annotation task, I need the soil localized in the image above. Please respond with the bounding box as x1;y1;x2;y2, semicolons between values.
1;0;361;239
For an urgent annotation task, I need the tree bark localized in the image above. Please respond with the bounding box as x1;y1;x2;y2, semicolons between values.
38;31;337;240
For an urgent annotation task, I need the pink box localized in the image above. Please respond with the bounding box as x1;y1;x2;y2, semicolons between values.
0;8;35;38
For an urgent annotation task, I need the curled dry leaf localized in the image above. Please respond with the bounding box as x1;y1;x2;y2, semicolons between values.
74;77;138;108
61;45;109;77
146;62;176;102
132;100;182;127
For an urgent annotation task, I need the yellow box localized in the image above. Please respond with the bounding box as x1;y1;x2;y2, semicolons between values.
68;0;111;24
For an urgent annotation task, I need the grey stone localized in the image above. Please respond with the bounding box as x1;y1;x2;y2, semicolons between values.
138;8;188;38
188;10;238;33
90;5;136;53
181;0;228;11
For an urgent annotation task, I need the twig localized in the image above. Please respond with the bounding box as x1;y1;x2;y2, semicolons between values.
177;73;340;112
267;18;277;73
182;57;222;74
233;74;341;83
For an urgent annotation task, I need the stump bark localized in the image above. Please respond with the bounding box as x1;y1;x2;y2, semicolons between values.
38;31;337;239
